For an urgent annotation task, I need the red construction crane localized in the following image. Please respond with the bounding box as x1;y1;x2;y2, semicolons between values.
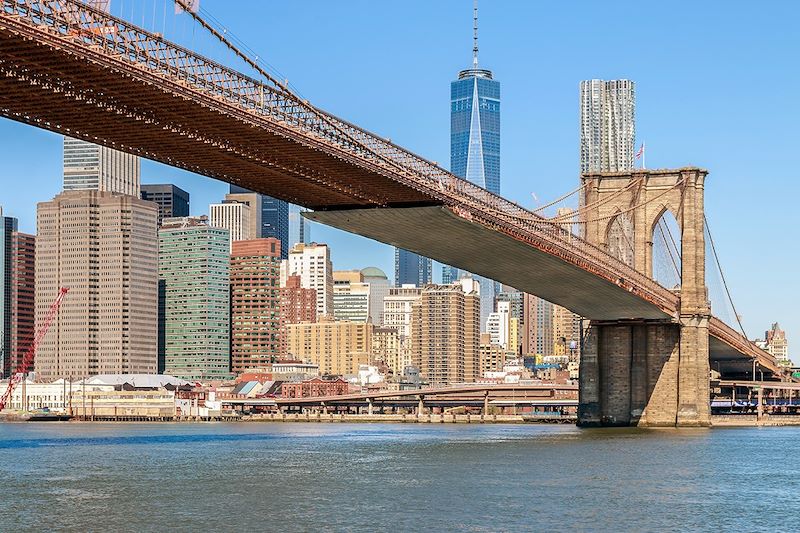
0;287;69;412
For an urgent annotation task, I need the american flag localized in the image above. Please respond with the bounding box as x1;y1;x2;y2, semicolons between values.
635;143;645;160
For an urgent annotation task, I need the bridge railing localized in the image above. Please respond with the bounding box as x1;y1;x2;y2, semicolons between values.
3;0;678;312
709;317;782;374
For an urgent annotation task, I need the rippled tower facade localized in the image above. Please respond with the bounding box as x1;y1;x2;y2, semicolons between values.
450;63;500;331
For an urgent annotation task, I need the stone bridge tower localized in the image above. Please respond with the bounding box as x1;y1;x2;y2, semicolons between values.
578;168;711;427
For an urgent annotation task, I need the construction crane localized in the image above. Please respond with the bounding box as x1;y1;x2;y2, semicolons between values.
0;287;69;412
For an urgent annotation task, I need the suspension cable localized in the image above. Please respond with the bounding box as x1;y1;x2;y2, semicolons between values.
704;215;748;339
532;182;586;214
655;218;680;280
660;215;682;262
550;178;642;221
538;178;686;226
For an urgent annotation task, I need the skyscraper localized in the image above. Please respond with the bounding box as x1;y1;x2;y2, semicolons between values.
764;323;789;364
382;284;422;375
451;6;500;194
158;216;231;380
411;279;480;387
553;303;582;360
62;137;140;196
35;191;158;380
140;184;190;226
523;293;554;357
210;200;254;246
224;192;262;241
579;79;636;174
278;275;316;358
230;239;281;373
450;3;501;330
9;231;35;379
333;270;370;323
394;248;432;287
580;80;636;267
361;267;390;325
286;243;333;318
288;204;311;248
0;208;18;377
230;185;289;259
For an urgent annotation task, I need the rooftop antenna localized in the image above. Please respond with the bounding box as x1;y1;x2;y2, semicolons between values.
472;0;479;68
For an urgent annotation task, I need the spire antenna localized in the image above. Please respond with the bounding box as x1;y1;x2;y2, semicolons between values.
472;0;479;68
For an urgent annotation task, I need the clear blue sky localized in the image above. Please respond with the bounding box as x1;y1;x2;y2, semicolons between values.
0;0;797;346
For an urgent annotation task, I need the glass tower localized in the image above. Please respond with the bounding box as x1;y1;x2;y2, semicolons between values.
450;70;500;194
158;216;231;380
394;248;432;288
0;208;17;378
229;185;289;259
288;204;311;248
449;4;501;331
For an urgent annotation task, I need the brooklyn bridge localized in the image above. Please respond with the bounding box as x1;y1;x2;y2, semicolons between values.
0;0;786;426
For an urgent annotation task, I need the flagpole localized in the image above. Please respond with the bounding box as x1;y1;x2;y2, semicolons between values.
643;141;646;170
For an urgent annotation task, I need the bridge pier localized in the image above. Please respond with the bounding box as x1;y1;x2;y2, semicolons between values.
578;320;710;427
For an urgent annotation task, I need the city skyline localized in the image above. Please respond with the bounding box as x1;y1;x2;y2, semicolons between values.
0;0;796;343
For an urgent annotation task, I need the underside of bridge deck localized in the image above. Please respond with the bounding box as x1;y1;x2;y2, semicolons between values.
307;206;672;321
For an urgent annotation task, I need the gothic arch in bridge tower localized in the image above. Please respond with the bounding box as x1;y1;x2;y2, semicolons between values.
604;209;635;268
650;206;682;290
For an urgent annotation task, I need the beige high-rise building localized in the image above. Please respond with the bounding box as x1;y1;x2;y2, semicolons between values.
382;285;422;375
210;200;253;248
764;323;789;364
285;318;372;376
35;190;158;380
333;270;370;323
523;293;554;357
224;192;262;240
372;326;401;376
411;279;480;387
553;304;582;360
480;333;506;375
286;243;333;318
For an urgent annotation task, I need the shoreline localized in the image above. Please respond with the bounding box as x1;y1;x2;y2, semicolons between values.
6;413;800;427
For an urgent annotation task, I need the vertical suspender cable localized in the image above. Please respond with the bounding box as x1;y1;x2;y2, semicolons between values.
704;215;748;339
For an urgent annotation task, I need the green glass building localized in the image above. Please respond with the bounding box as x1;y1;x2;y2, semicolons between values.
158;216;232;381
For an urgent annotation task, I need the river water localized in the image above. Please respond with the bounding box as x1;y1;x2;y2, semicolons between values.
0;422;797;532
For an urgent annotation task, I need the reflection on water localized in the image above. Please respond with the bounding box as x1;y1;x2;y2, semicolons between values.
0;423;796;532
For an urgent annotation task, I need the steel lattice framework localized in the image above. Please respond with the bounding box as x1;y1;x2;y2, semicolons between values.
0;0;779;374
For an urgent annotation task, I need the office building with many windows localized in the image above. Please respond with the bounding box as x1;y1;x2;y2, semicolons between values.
333;270;370;323
229;185;289;259
411;279;480;387
34;191;158;380
285;243;333;318
158;216;231;380
62;137;140;196
140;184;189;226
230;239;282;373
